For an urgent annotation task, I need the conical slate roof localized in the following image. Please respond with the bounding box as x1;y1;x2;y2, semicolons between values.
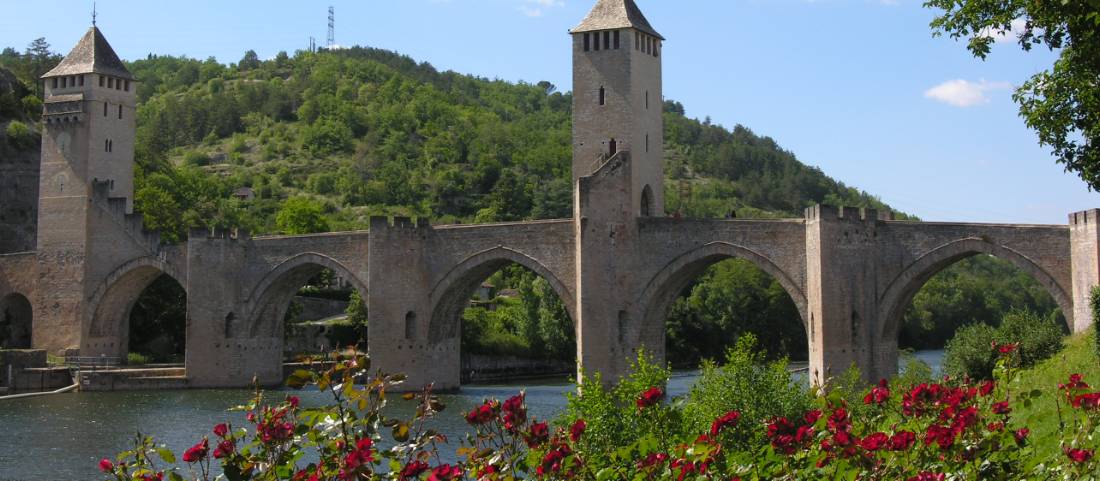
571;0;663;40
43;26;133;80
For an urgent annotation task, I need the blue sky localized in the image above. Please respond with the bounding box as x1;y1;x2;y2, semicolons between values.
2;0;1096;224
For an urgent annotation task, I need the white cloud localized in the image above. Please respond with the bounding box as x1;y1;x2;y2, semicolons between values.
978;18;1029;44
923;79;1013;107
521;0;565;17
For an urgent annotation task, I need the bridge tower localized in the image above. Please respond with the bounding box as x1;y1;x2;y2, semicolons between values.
570;0;664;217
35;26;138;355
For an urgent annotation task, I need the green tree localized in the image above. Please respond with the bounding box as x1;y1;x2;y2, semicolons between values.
925;0;1100;189
276;196;330;235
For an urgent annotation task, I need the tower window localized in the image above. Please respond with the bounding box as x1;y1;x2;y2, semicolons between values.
635;32;640;50
405;311;417;340
603;31;610;50
646;91;649;109
646;134;649;152
599;86;605;106
594;33;600;51
80;75;85;86
103;102;108;117
118;105;123;120
105;139;110;152
583;33;590;52
108;77;114;89
125;80;130;91
51;78;58;89
110;140;113;152
613;30;620;49
99;75;105;87
654;41;660;57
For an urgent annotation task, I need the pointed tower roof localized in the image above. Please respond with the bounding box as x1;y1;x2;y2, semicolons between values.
571;0;663;40
43;26;133;80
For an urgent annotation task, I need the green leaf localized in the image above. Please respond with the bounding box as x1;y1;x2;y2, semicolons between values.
156;447;176;464
168;472;186;481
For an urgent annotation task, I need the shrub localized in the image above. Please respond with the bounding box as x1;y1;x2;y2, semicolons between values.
126;352;151;366
943;322;998;379
945;310;1065;380
183;150;210;166
4;120;34;149
996;309;1063;367
682;334;812;451
301;117;353;157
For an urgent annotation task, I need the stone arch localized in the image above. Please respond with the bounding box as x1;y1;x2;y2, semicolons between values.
636;242;809;360
427;246;574;344
641;185;654;217
877;237;1073;343
0;292;33;349
243;253;367;339
86;256;186;357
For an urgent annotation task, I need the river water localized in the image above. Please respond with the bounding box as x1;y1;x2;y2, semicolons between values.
0;351;943;480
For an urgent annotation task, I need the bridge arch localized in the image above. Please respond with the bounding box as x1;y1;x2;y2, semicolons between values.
243;253;368;339
427;246;574;344
0;292;33;349
636;241;809;361
877;237;1073;343
87;256;186;358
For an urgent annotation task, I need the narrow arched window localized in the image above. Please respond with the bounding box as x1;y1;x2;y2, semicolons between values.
118;105;123;120
405;311;417;340
599;86;605;106
641;185;654;217
103;102;108;117
613;30;620;49
583;33;591;52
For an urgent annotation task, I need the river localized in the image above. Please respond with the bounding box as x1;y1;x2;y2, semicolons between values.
0;351;944;480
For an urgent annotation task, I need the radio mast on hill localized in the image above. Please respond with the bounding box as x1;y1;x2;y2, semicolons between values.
327;6;336;49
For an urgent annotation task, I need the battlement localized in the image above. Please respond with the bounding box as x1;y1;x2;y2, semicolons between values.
804;205;893;222
1069;209;1100;227
369;216;431;230
188;227;250;241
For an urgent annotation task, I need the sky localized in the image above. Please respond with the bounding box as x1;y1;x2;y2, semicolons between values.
2;0;1097;224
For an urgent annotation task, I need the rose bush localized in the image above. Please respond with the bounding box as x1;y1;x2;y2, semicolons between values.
100;343;1100;480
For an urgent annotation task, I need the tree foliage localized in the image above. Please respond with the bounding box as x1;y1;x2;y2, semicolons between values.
925;0;1100;189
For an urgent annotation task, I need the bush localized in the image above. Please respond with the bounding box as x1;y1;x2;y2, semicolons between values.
183;150;210;166
4;120;34;149
300;117;353;157
126;352;151;366
682;334;812;451
943;322;998;379
944;310;1064;380
323;319;365;348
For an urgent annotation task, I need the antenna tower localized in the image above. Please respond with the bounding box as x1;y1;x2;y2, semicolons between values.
327;6;335;48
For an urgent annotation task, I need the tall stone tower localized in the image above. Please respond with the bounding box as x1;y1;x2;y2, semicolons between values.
570;0;664;217
35;26;137;354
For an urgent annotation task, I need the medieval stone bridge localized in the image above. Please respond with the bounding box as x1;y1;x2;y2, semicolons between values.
2;0;1098;391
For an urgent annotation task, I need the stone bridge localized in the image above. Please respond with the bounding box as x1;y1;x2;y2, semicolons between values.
3;2;1098;391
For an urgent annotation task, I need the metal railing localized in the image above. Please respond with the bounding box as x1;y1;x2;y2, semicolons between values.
64;356;121;372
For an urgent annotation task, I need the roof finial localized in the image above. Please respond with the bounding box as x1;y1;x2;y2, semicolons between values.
92;2;97;26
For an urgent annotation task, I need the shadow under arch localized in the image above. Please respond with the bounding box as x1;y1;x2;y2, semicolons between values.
427;246;575;344
0;292;33;349
243;252;368;339
877;237;1073;343
636;241;809;361
86;256;186;358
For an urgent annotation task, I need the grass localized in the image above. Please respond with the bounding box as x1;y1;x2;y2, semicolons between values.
1013;331;1100;459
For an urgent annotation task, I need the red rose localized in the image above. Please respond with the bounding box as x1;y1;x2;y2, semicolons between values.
908;473;945;481
213;423;229;438
863;379;890;405
427;464;463;481
1013;428;1029;445
286;395;300;408
991;401;1011;415
979;380;995;397
98;458;114;473
182;439;209;463
570;419;586;442
400;461;430;480
636;387;665;409
213;440;235;459
709;411;741;437
860;432;888;451
465;402;496;425
1066;448;1095;464
526;422;550;448
888;431;916;451
804;409;822;425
